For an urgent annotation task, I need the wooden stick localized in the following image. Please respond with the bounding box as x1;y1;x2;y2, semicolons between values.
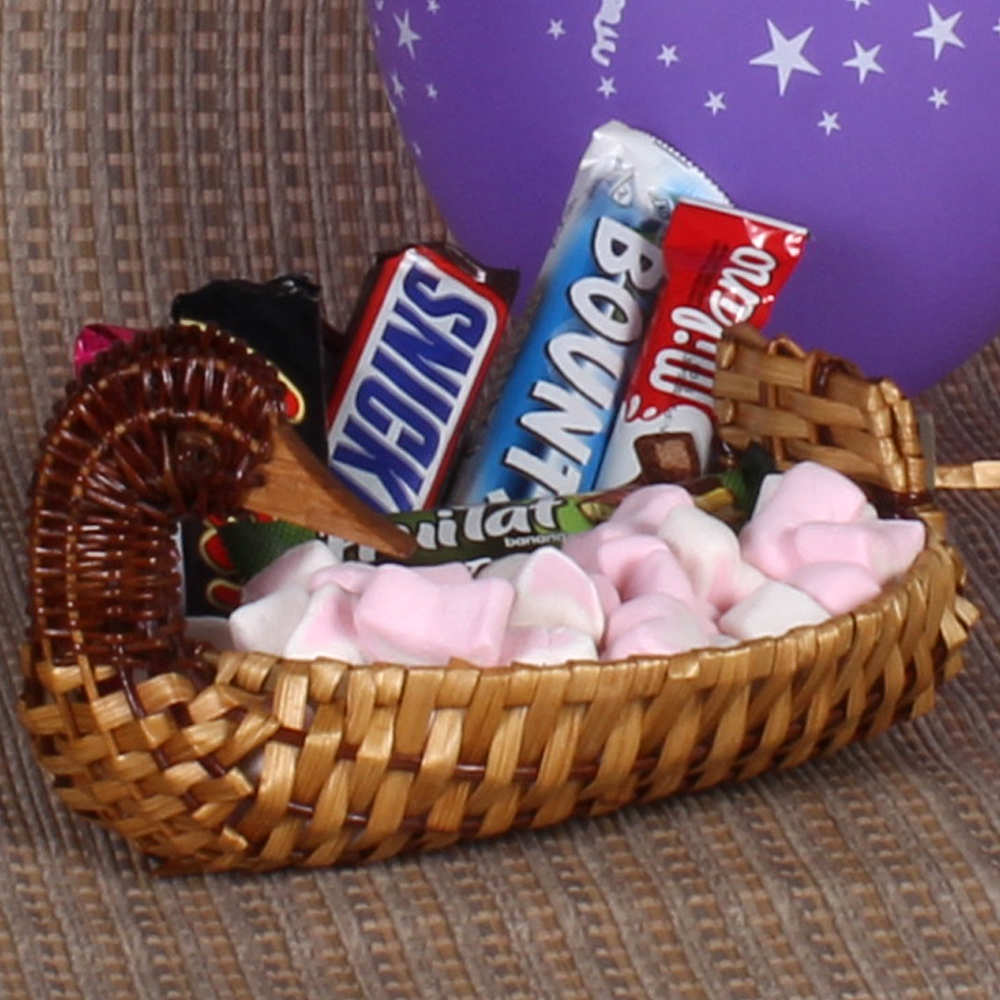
243;421;416;559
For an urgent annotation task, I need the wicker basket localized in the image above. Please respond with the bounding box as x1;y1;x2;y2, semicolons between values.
18;322;978;874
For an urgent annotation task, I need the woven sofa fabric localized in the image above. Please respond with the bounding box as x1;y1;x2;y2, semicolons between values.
1;2;1000;999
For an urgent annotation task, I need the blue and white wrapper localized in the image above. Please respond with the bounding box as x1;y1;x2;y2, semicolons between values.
451;120;729;504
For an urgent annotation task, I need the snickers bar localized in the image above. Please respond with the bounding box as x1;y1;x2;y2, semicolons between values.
326;244;517;513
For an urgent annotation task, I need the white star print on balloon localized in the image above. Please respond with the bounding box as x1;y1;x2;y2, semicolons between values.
928;86;949;107
598;77;616;98
658;44;679;67
396;10;421;59
843;41;885;83
818;111;841;135
705;91;726;115
749;20;821;96
914;5;965;60
847;0;870;9
548;19;565;39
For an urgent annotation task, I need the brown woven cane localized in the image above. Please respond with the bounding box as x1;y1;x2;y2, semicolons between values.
18;323;978;874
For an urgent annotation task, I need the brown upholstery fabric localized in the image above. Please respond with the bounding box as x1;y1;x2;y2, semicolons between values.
1;3;998;997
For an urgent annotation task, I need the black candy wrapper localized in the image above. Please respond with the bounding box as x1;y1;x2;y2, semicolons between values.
172;273;340;615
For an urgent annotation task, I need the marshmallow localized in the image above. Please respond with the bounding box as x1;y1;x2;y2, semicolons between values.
502;626;598;666
790;518;925;584
477;553;531;582
283;584;364;663
618;548;701;613
740;462;870;578
604;594;690;649
411;563;475;586
607;483;694;534
241;540;338;604
604;607;718;661
589;573;622;618
230;585;310;655
309;561;376;594
657;504;748;611
786;562;883;616
718;581;830;641
354;565;515;667
507;546;605;640
576;531;672;593
560;521;632;574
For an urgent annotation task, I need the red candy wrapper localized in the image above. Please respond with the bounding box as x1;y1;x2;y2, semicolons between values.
596;198;808;487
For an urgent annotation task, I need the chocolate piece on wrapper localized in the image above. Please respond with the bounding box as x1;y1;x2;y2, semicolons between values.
326;243;518;514
635;432;701;485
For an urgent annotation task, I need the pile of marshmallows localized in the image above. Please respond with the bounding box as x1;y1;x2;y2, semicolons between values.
204;462;926;667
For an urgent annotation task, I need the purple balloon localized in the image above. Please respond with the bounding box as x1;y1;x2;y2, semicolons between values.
369;2;1000;391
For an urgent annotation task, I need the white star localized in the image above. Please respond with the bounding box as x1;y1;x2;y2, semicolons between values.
597;76;617;98
993;17;1000;35
749;20;822;96
847;0;870;8
818;111;841;135
390;71;405;101
843;40;885;83
412;142;423;157
395;10;421;60
547;19;565;39
913;5;964;60
928;86;949;108
427;0;440;12
704;91;726;115
657;44;679;67
374;0;384;9
426;82;438;99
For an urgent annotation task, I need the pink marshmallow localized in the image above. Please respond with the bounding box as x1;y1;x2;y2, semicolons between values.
354;565;515;667
583;532;672;592
560;521;632;574
604;594;689;649
283;584;364;663
508;547;605;640
607;483;694;534
657;504;747;610
603;611;717;661
740;462;871;579
589;573;622;618
501;626;598;666
790;519;925;584
618;548;700;610
309;561;376;594
411;562;474;586
718;581;830;641
230;585;310;655
242;540;338;604
785;562;883;616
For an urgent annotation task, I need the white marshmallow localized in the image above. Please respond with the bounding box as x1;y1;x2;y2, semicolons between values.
242;540;338;604
507;546;605;640
230;585;310;655
282;583;364;663
718;581;831;641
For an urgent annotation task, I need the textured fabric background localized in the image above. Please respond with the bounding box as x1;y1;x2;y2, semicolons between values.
1;3;999;998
